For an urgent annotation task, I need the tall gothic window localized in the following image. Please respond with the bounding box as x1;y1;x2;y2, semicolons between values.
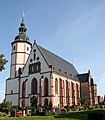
44;77;48;96
22;81;26;98
31;78;37;94
55;78;58;93
66;81;70;104
76;84;79;98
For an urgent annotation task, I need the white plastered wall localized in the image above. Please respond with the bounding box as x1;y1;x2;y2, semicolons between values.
5;78;19;106
19;44;51;107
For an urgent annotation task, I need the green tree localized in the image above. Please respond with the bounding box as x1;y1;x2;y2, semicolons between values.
5;101;12;111
81;98;90;106
0;101;12;112
0;54;8;71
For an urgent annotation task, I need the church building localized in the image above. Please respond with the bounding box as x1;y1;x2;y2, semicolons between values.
5;15;98;108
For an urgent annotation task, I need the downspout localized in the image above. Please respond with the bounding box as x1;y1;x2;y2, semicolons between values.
49;65;54;107
18;67;22;108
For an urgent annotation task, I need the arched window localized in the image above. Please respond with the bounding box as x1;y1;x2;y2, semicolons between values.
22;81;26;98
44;77;48;96
44;98;48;106
55;78;58;93
31;78;37;94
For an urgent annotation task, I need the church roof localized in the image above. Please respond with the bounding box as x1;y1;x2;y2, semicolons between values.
38;45;79;81
77;73;89;82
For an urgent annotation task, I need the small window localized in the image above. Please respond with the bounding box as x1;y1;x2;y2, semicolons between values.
65;72;67;74
30;59;32;62
27;47;29;51
59;69;61;72
11;90;13;94
37;57;39;60
13;46;15;50
70;74;72;76
33;49;36;52
74;76;76;78
55;78;58;93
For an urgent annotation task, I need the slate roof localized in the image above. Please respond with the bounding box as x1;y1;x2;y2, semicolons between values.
77;73;89;82
77;73;96;86
38;45;79;81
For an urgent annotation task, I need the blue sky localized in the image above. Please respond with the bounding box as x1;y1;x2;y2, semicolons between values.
0;0;105;102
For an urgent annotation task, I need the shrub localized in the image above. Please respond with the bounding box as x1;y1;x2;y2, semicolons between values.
0;112;3;116
4;108;9;114
31;107;36;116
35;109;46;116
36;111;46;116
10;109;15;117
95;104;99;108
88;110;105;120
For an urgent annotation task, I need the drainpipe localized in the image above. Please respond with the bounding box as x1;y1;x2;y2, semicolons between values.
22;79;28;116
18;67;22;108
49;65;54;107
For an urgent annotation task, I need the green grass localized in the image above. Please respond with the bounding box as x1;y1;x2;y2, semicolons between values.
54;111;88;120
0;111;89;120
3;108;105;120
1;108;105;120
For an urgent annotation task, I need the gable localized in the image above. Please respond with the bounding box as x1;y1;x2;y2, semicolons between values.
21;43;79;81
77;73;89;82
21;43;50;77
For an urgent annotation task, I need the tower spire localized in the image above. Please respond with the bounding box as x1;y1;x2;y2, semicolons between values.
22;10;24;24
12;12;31;43
19;11;27;34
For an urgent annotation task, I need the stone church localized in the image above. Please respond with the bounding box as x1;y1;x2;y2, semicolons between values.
5;15;98;108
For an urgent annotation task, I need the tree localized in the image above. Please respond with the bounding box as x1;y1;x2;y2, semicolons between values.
0;54;8;71
0;101;12;112
81;98;90;106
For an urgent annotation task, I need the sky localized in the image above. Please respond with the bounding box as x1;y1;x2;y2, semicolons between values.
0;0;105;102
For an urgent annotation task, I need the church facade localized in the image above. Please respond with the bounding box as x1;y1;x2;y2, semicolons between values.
5;16;98;108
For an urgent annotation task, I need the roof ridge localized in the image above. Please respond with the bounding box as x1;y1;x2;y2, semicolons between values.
38;45;73;66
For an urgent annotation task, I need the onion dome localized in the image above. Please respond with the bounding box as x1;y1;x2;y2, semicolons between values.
12;13;31;46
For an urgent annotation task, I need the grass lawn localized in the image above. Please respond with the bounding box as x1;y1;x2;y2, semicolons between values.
0;111;89;120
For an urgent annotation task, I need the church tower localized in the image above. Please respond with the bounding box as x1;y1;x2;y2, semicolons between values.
10;14;32;78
